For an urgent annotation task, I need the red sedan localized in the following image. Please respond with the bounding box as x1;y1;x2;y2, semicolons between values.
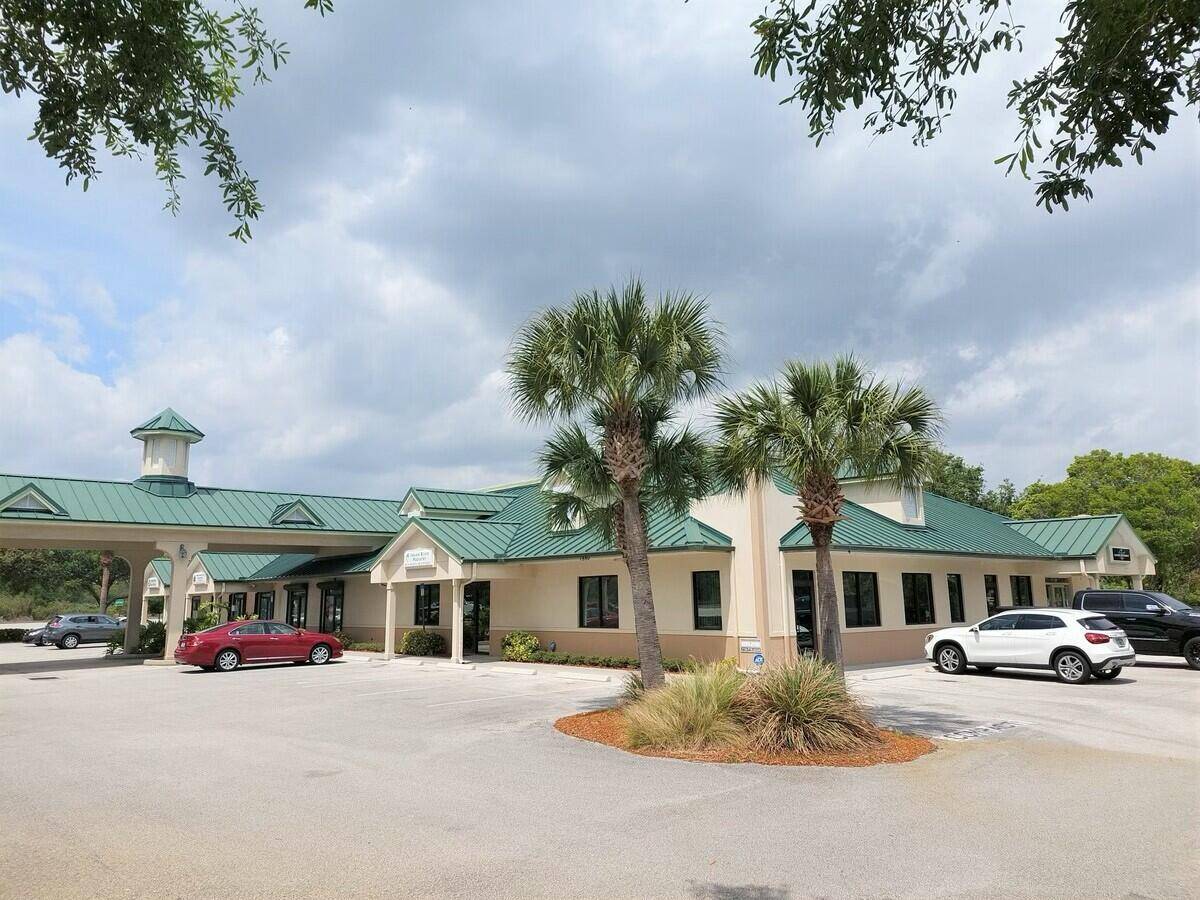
175;621;343;672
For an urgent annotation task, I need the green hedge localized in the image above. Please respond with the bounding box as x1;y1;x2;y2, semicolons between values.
400;629;445;656
346;641;384;652
500;630;540;662
527;650;687;672
0;627;28;643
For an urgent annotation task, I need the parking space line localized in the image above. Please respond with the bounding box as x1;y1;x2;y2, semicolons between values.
346;686;435;698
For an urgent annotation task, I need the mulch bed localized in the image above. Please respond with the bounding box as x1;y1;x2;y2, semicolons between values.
555;708;936;767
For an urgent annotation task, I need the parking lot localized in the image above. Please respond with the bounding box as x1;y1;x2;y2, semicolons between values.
1;643;1197;900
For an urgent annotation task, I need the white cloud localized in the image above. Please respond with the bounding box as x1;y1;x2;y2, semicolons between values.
901;210;994;306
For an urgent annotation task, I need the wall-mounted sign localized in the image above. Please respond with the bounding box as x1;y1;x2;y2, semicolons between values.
147;577;160;589
739;638;762;653
1110;547;1132;562
192;571;207;585
404;547;435;569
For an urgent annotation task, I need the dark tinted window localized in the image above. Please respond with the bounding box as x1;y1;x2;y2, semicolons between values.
947;574;965;623
979;615;1020;631
1081;592;1123;612
842;571;880;628
579;575;619;628
1009;575;1033;606
691;571;722;630
984;575;999;615
1018;614;1064;630
268;623;297;635
902;573;935;625
1080;616;1119;630
232;623;266;635
414;584;440;626
1124;594;1162;612
1146;592;1189;611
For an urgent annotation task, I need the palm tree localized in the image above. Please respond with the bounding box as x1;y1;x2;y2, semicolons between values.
508;279;724;689
97;550;113;615
713;357;942;676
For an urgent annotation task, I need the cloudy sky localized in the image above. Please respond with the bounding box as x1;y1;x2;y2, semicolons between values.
1;1;1197;501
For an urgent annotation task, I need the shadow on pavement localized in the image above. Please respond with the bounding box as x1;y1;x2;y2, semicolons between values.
0;653;146;677
689;882;790;900
864;702;982;735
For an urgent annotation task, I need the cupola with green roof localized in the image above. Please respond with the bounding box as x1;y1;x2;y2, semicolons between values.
131;408;203;496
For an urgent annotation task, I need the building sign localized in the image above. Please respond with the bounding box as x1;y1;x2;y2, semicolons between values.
404;547;435;569
1110;547;1132;562
147;577;160;590
739;638;762;653
192;571;207;585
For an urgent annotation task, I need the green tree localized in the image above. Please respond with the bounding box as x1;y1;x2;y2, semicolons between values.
1012;450;1200;603
926;449;1017;516
0;1;332;240
508;279;724;689
714;356;942;675
750;1;1200;211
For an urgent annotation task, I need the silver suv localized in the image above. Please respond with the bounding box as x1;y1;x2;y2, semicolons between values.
42;614;124;649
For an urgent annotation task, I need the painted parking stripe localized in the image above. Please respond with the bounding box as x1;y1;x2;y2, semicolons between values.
425;686;593;708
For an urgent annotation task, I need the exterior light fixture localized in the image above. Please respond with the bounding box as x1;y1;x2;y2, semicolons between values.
179;544;187;559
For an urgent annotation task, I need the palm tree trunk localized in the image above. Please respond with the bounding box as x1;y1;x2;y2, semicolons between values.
97;550;113;616
811;526;844;677
620;486;666;690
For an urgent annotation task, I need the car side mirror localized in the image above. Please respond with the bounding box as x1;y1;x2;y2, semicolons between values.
968;626;979;633
1152;606;1169;615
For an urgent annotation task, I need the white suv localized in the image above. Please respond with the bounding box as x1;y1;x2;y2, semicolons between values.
924;609;1135;684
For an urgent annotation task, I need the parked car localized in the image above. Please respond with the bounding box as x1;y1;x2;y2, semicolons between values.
1072;589;1200;670
42;613;124;649
22;626;46;645
925;609;1135;684
174;621;343;672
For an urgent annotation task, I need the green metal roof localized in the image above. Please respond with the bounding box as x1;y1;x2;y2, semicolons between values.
780;492;1058;559
399;482;733;563
1005;515;1122;558
149;558;173;586
195;552;305;582
0;473;411;534
271;550;381;580
130;408;204;440
404;487;516;515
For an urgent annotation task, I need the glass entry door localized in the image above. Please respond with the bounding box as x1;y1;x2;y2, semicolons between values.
1046;579;1071;607
319;582;344;633
463;582;491;655
792;570;817;655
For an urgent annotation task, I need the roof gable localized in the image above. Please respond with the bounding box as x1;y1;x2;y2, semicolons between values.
270;499;325;527
402;487;516;517
0;483;67;517
149;558;173;586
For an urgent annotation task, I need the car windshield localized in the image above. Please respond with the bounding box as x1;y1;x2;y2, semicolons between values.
1146;592;1189;611
1080;616;1119;631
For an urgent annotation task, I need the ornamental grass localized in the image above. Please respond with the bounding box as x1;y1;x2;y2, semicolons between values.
623;661;745;751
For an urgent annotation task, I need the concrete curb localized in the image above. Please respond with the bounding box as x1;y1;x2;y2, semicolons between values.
490;666;537;676
553;670;612;683
142;658;178;667
436;661;476;671
396;658;425;667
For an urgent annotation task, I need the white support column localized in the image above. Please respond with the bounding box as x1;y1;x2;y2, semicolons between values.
121;552;155;654
450;578;464;663
157;541;206;662
1131;575;1144;590
383;583;397;659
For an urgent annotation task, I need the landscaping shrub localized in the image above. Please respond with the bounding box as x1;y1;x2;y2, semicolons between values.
623;662;747;751
500;630;540;662
523;650;689;671
738;657;879;754
106;621;166;656
332;630;355;648
620;672;644;704
0;627;27;642
399;629;445;656
183;607;218;634
346;641;384;652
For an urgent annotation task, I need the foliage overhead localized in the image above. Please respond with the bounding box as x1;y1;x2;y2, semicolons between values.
713;355;943;503
0;1;332;240
750;1;1200;211
1013;450;1200;602
0;549;129;601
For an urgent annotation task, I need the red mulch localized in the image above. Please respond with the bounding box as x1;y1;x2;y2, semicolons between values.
554;708;936;768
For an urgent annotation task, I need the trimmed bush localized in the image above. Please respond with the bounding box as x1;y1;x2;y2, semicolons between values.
623;662;746;751
738;657;879;754
0;627;28;642
400;629;445;656
106;621;165;656
346;641;384;652
500;630;540;662
523;650;690;671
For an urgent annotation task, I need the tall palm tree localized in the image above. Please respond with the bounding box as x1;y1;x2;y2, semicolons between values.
97;550;114;615
713;356;942;676
508;279;724;689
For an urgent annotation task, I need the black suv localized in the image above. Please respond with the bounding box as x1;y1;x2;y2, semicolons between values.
1072;590;1200;669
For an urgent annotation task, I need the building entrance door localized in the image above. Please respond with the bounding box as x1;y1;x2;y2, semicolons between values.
792;570;817;655
463;582;491;655
1046;579;1071;607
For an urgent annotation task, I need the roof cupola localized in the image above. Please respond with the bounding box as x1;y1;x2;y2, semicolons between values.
131;408;203;496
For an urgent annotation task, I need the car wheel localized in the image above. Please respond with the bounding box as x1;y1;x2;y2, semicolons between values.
309;643;332;665
973;665;997;673
935;643;967;674
1053;650;1091;684
1094;668;1120;680
214;649;241;672
1183;636;1200;671
59;633;80;649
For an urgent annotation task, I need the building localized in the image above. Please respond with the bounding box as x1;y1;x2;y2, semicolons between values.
1;409;1156;666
